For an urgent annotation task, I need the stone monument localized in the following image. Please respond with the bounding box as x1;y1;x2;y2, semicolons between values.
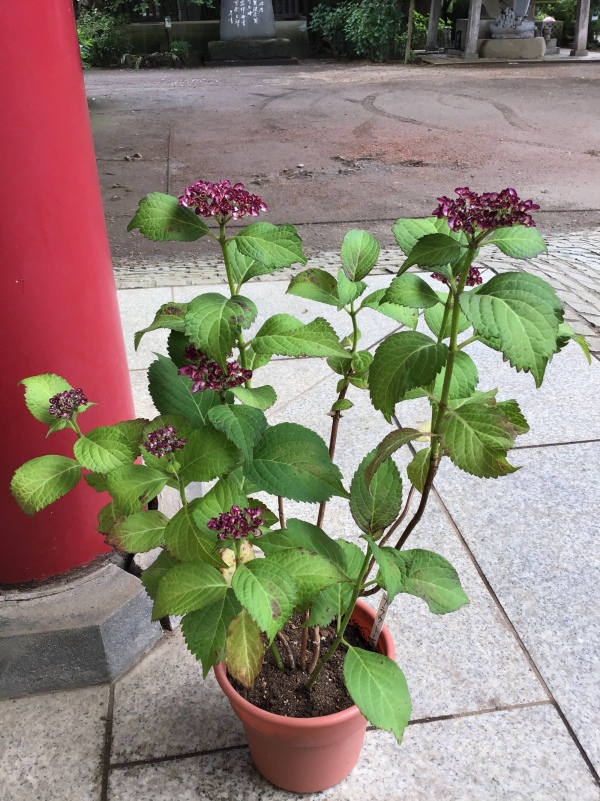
478;0;546;58
208;0;296;64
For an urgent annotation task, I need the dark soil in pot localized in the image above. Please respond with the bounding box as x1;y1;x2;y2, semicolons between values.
228;614;375;718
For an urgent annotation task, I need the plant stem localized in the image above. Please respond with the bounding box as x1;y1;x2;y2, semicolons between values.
277;496;286;529
269;640;285;671
70;419;84;438
299;613;309;670
276;631;295;669
306;551;371;690
219;222;250;385
307;626;321;675
177;477;188;507
457;334;481;351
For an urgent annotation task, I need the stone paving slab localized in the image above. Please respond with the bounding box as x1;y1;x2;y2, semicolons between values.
107;706;599;801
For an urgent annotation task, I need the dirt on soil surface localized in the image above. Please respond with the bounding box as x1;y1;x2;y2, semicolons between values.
85;61;600;260
229;615;375;717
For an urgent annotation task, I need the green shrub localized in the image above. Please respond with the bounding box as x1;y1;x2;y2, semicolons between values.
310;3;359;59
310;0;405;61
77;9;132;68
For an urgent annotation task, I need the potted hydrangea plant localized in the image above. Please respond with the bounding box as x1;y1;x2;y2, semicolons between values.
11;182;589;793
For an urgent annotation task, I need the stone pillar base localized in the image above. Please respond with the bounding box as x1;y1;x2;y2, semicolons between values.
0;564;161;698
208;37;297;64
570;48;588;56
478;36;546;59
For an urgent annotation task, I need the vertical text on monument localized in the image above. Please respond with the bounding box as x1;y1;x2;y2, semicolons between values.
221;0;277;39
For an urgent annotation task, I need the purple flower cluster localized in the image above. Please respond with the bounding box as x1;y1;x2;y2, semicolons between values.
178;345;252;393
432;265;483;288
207;505;265;541
433;187;540;234
143;426;187;458
49;388;88;420
178;180;267;221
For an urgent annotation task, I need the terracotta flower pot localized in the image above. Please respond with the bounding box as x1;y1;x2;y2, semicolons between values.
214;599;395;793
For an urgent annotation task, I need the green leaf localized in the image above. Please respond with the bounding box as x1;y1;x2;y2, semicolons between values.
360;290;419;329
73;426;137;473
392;217;438;256
229;385;277;411
364;427;422;485
134;303;187;351
226;238;274;286
344;647;412;743
178;425;241;484
148;353;221;426
287;268;339;307
167;330;190;369
164;498;229;567
19;374;72;424
332;398;354;412
400;233;465;272
84;472;109;493
306;541;365;628
182;589;241;678
105;464;168;515
396;549;470;614
46;418;70;436
107;509;169;552
141;550;178;601
244;347;273;373
252;315;349;359
278;518;347;569
461;272;563;387
153;561;228;620
365;536;406;604
351;451;402;537
246;498;279;528
496;399;530;435
369;332;448;421
440;401;517;478
139;414;194;473
557;322;592;364
207;404;267;463
112;419;147;454
269;549;349;609
225;610;265;688
232;561;297;643
383;274;442;309
97;501;125;534
127;192;210;241
184;293;254;369
235;221;307;269
10;456;82;516
337;269;367;310
407;447;430;493
244;422;349;503
424;292;471;340
432;351;479;402
486;226;547;259
340;229;380;281
351;350;372;377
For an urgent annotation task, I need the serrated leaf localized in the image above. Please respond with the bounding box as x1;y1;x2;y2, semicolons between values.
557;322;592;364
370;332;448;421
269;549;349;609
127;192;210;241
207;404;267;463
383;274;442;309
141;550;179;600
424;292;471;340
360;290;419;329
407;447;431;493
332;399;354;412
226;610;265;688
106;464;168;515
112;419;147;454
396;549;470;614
97;500;125;534
148;353;221;426
134;303;187;350
337;268;367;310
46;418;70;436
229;385;277;411
153;561;228;619
496;399;530;435
164;498;228;567
84;472;108;493
351;451;402;536
365;536;407;604
439;401;517;478
19;374;73;424
232;561;297;642
278;518;347;569
184;293;255;369
10;456;82;516
351;350;373;376
344;647;412;743
392;217;439;255
182;589;241;678
107;509;169;552
306;541;365;628
252;315;349;359
461;272;563;387
287;268;339;307
432;350;479;402
340;229;380;280
400;233;466;273
487;226;547;259
178;425;241;484
363;427;421;485
235;221;307;269
245;346;273;373
244;422;349;503
167;330;190;368
73;427;137;473
226;238;273;286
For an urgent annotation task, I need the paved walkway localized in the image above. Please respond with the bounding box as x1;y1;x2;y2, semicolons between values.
3;242;600;800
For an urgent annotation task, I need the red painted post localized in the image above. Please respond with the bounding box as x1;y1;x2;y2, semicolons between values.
0;0;135;583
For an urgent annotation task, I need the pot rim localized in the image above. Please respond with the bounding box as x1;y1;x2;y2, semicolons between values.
213;598;394;730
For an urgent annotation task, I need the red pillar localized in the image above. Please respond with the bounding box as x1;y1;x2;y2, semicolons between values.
0;0;135;583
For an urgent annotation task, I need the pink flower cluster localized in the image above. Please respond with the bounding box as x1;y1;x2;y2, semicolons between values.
432;265;483;287
49;388;88;420
143;426;187;458
178;345;252;393
207;505;265;541
178;179;267;221
433;187;540;234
